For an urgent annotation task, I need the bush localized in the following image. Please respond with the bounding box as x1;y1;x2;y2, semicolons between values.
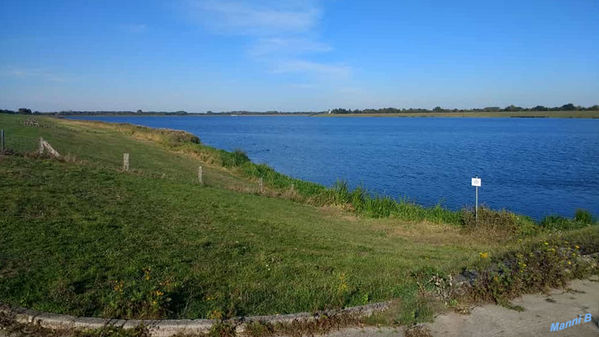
103;268;180;319
574;209;595;224
468;229;599;304
220;149;250;167
461;207;537;239
540;209;596;231
541;215;579;230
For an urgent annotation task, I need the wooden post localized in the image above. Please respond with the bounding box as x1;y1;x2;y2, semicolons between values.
123;153;129;171
39;137;44;154
475;185;479;224
198;166;203;185
259;177;264;193
0;129;4;152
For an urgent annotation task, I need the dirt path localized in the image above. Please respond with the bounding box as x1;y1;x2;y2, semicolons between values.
326;276;599;337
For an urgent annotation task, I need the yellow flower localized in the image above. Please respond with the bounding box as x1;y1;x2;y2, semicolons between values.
575;245;580;249
112;280;124;292
479;252;489;259
567;261;571;265
544;242;549;245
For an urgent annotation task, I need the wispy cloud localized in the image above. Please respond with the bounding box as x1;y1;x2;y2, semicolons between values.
186;0;351;80
273;60;351;79
249;37;332;56
121;23;148;33
1;66;68;82
188;0;320;35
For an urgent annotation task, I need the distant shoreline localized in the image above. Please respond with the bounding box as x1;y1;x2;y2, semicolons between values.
62;111;599;119
3;110;599;119
317;110;599;119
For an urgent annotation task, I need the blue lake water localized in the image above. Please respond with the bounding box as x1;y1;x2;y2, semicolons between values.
69;116;599;220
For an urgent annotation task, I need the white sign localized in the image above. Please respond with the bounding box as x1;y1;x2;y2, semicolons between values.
471;177;481;187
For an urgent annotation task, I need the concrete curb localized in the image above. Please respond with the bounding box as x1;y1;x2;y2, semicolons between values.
0;301;391;337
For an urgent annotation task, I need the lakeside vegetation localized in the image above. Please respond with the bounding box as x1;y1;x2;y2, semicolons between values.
328;103;599;114
2;102;598;118
0;114;597;330
320;110;599;119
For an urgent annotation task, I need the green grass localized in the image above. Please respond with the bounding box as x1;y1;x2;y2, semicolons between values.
0;115;254;191
0;113;597;324
0;154;487;319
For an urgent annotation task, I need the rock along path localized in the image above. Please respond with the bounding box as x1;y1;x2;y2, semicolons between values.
1;277;598;337
324;277;599;337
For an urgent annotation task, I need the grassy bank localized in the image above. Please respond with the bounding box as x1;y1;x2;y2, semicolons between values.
0;114;597;326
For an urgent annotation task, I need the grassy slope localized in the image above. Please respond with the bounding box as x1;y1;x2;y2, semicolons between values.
0;115;255;191
0;114;596;322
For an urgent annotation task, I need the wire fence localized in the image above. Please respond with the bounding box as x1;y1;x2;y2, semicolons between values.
0;130;40;154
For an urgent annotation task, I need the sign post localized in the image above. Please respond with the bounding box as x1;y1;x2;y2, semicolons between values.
471;177;481;223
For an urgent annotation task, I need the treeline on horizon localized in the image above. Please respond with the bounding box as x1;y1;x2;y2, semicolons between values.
0;108;189;116
330;103;599;114
205;110;312;115
1;103;598;116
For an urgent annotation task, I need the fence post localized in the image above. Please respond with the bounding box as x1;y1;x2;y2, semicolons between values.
39;137;44;154
198;166;203;185
123;153;129;171
259;177;264;193
0;129;4;153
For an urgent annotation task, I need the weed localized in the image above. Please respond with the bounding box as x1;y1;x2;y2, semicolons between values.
461;207;537;240
220;149;250;167
404;325;433;337
574;209;595;225
466;229;599;304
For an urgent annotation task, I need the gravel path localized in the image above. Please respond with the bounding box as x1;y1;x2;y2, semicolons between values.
326;276;599;337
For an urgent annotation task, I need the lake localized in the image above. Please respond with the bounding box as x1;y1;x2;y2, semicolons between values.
69;116;599;220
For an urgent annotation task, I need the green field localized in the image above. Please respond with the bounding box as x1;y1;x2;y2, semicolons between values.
0;114;597;324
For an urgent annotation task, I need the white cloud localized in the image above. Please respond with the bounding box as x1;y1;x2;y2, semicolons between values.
188;0;320;35
185;0;351;81
122;23;147;33
1;66;68;82
249;37;332;56
273;60;351;78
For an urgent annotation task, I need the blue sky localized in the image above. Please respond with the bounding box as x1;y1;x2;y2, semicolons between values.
1;0;598;112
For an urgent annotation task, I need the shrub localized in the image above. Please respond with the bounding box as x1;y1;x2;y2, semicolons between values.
540;209;596;231
461;207;537;239
103;268;180;319
220;149;250;167
468;230;599;304
574;209;595;225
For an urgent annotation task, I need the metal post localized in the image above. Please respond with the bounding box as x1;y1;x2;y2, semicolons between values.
0;129;4;152
475;185;479;223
